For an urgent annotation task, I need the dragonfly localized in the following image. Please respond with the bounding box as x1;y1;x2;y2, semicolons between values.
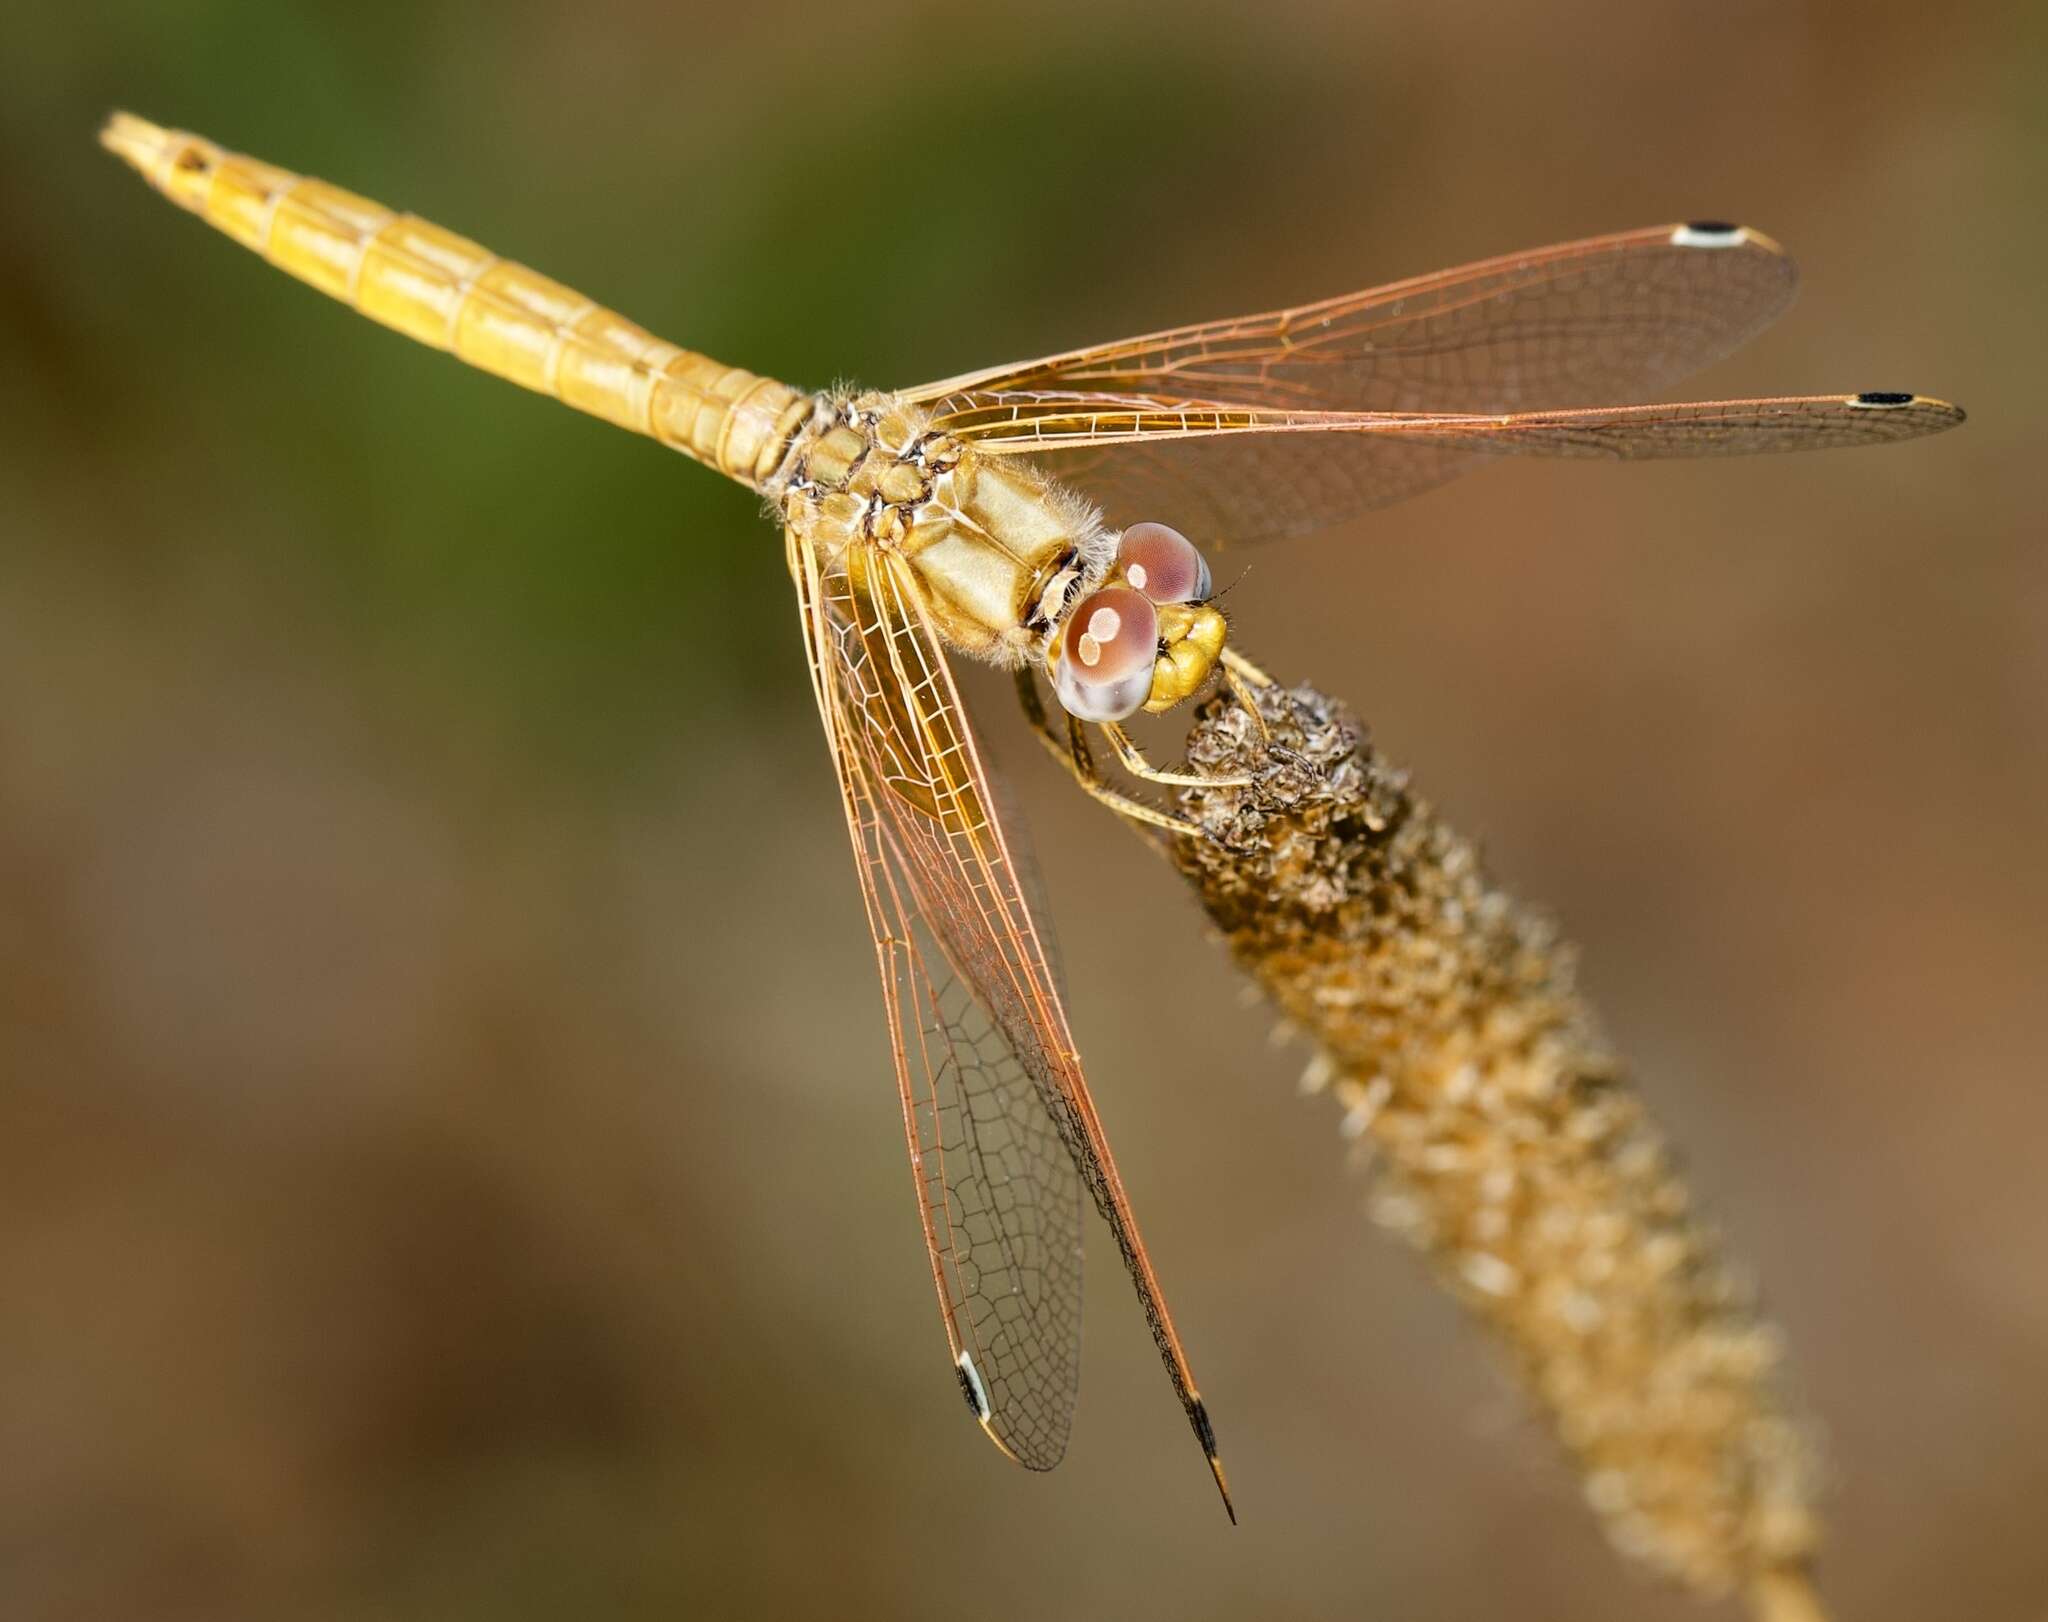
102;111;1963;1521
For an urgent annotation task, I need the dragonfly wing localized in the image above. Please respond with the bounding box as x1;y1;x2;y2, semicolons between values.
904;223;1798;415
787;529;1231;1508
1384;392;1968;455
923;388;1478;538
913;391;1965;543
788;529;1084;1469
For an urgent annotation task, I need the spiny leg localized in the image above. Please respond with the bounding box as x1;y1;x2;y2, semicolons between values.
1013;670;1196;840
1218;649;1275;743
1220;646;1278;688
1099;722;1253;789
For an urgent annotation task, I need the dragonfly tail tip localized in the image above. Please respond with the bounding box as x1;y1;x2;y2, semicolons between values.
99;110;167;179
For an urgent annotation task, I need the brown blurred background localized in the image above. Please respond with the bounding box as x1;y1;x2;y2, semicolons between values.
2;2;2040;1617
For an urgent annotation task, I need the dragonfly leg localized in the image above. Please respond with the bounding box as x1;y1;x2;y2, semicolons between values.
1099;722;1254;790
1218;651;1274;744
1219;646;1277;688
1013;671;1196;840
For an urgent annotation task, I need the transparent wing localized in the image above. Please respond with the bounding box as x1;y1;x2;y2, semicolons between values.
904;223;1799;416
787;529;1232;1510
914;390;1966;542
901;223;1961;542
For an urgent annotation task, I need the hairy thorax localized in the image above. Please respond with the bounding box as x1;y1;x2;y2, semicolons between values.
771;390;1110;664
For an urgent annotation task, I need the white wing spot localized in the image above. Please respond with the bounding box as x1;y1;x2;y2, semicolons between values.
956;1350;992;1421
1670;222;1747;249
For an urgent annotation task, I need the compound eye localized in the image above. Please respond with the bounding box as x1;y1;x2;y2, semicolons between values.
1117;521;1212;604
1051;586;1159;721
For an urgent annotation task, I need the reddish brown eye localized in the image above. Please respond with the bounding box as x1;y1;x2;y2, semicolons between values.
1117;521;1212;604
1051;586;1159;721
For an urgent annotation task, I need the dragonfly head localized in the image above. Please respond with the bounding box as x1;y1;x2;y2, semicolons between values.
1049;522;1225;721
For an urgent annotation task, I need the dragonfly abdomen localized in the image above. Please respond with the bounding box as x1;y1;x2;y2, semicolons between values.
101;112;810;488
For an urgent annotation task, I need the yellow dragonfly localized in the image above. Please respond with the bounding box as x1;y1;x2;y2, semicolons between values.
102;110;1963;1521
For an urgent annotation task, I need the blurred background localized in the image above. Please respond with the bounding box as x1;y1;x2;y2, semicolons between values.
2;1;2041;1617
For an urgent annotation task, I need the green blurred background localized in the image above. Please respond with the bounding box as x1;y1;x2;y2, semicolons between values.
3;2;2041;1617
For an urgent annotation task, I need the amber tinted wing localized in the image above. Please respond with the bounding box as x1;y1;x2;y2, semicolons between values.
913;390;1965;542
906;223;1798;415
902;223;1960;541
787;530;1231;1509
919;388;1475;537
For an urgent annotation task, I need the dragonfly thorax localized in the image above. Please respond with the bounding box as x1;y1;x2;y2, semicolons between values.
778;391;1116;665
777;393;1228;716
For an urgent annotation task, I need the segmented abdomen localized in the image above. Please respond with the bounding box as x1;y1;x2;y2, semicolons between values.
102;113;810;488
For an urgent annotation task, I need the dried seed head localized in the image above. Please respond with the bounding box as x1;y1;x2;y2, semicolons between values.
1171;676;1820;1602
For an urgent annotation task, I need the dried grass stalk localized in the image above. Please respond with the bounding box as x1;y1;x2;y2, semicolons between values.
1166;673;1823;1615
